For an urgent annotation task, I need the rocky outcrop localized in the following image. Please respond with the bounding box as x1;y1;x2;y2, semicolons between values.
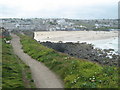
40;41;119;66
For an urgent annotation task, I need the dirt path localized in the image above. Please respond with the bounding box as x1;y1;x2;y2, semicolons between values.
11;34;64;88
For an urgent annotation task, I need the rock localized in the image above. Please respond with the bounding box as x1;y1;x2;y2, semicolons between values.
40;41;118;66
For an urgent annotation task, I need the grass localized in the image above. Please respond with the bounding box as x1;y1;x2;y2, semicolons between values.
17;58;35;88
2;36;35;88
19;34;119;88
0;38;2;89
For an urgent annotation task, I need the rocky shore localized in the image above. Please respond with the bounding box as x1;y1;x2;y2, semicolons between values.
40;41;119;66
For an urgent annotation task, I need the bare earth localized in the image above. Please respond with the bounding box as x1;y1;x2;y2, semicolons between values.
34;31;118;43
11;34;64;88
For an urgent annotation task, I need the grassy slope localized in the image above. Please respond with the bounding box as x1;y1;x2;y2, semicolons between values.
2;37;35;88
20;35;119;88
0;38;2;89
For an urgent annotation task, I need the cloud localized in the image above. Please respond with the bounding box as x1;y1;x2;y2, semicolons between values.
0;0;119;19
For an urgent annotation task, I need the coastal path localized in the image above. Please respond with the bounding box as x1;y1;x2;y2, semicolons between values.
11;34;64;88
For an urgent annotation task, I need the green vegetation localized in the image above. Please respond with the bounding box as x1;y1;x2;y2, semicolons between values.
93;27;118;31
20;35;119;88
49;22;56;25
0;38;2;89
2;37;35;88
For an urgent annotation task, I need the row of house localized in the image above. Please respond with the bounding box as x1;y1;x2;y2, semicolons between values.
0;18;118;31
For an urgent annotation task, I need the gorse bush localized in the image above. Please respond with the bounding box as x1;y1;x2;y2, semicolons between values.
20;35;119;88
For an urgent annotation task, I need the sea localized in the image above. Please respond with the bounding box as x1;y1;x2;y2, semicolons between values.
50;37;119;54
86;37;119;54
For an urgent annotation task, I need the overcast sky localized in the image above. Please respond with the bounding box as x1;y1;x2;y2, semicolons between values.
0;0;119;19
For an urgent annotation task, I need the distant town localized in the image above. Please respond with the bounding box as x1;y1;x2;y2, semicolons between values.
0;18;118;31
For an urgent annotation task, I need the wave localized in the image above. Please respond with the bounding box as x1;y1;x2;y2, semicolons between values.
86;37;118;53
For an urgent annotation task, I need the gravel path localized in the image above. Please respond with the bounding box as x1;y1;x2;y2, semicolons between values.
11;34;64;88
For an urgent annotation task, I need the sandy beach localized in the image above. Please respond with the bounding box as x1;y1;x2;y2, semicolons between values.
34;31;118;43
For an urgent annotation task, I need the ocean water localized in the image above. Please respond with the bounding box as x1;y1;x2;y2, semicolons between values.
86;37;119;53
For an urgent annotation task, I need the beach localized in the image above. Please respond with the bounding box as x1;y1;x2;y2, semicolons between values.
34;31;119;66
34;31;118;52
34;31;118;42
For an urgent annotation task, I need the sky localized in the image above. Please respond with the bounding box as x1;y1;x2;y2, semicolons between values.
0;0;119;19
